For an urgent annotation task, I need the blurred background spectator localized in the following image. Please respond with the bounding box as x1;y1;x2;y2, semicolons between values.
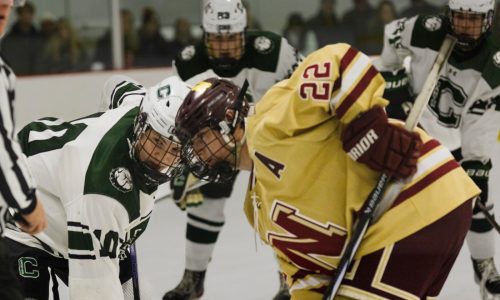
2;1;43;75
243;1;262;30
400;0;441;18
368;0;398;54
0;0;460;75
38;18;88;73
342;0;378;54
165;17;198;65
93;9;138;70
306;0;354;49
39;12;57;40
282;12;317;55
134;7;169;68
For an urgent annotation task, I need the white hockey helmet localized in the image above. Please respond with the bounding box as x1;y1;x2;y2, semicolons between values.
447;0;495;52
140;76;189;141
202;0;247;34
130;75;190;186
448;0;494;14
202;0;247;69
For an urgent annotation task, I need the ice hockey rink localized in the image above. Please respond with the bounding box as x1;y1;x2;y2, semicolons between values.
15;69;500;300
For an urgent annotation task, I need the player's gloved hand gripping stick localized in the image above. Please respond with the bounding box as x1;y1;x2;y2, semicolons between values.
323;35;457;300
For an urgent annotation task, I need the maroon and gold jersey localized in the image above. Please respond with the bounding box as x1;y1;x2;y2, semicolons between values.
243;44;479;299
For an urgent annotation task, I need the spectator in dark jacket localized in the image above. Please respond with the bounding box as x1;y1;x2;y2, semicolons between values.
2;1;43;75
135;7;170;68
306;0;354;48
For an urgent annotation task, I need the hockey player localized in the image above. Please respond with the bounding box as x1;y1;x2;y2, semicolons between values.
164;0;303;299
3;75;190;300
0;1;47;299
374;0;500;298
174;44;480;299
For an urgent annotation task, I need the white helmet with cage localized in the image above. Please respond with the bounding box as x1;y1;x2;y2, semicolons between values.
447;0;495;52
130;75;190;186
202;0;247;69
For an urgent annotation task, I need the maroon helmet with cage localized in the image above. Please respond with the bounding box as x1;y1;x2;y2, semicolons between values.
175;78;249;183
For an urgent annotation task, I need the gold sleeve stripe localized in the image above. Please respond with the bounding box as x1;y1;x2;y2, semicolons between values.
391;159;460;208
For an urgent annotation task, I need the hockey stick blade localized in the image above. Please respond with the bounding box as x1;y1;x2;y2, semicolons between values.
323;35;456;300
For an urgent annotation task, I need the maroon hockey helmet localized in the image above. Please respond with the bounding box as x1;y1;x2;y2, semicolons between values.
175;78;249;183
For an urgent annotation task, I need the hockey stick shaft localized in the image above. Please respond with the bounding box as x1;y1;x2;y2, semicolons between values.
323;35;456;300
476;201;500;234
130;243;141;300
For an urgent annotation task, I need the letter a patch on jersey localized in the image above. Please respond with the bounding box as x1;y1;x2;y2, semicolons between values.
255;151;285;179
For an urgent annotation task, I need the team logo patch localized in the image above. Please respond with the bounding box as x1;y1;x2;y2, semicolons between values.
254;36;273;54
493;51;500;68
181;46;195;61
423;16;442;32
109;167;133;193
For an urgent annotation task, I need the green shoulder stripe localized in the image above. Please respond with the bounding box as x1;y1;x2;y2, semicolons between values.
68;230;94;251
410;15;447;52
481;39;500;89
243;30;283;73
18;112;104;157
174;44;212;81
110;82;144;109
84;107;142;221
18;121;87;157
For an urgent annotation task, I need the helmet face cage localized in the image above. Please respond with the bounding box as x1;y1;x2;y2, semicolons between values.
204;31;246;69
202;0;247;69
175;78;249;183
446;3;494;52
181;126;239;183
130;112;184;186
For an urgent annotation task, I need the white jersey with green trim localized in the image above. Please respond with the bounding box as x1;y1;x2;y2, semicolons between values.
375;15;500;162
173;30;303;101
5;101;156;300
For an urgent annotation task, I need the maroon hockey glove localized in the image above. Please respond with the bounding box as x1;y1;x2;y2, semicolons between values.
341;106;421;179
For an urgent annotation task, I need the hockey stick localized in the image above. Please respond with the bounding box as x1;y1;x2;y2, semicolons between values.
323;35;456;300
130;243;141;300
476;201;500;235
